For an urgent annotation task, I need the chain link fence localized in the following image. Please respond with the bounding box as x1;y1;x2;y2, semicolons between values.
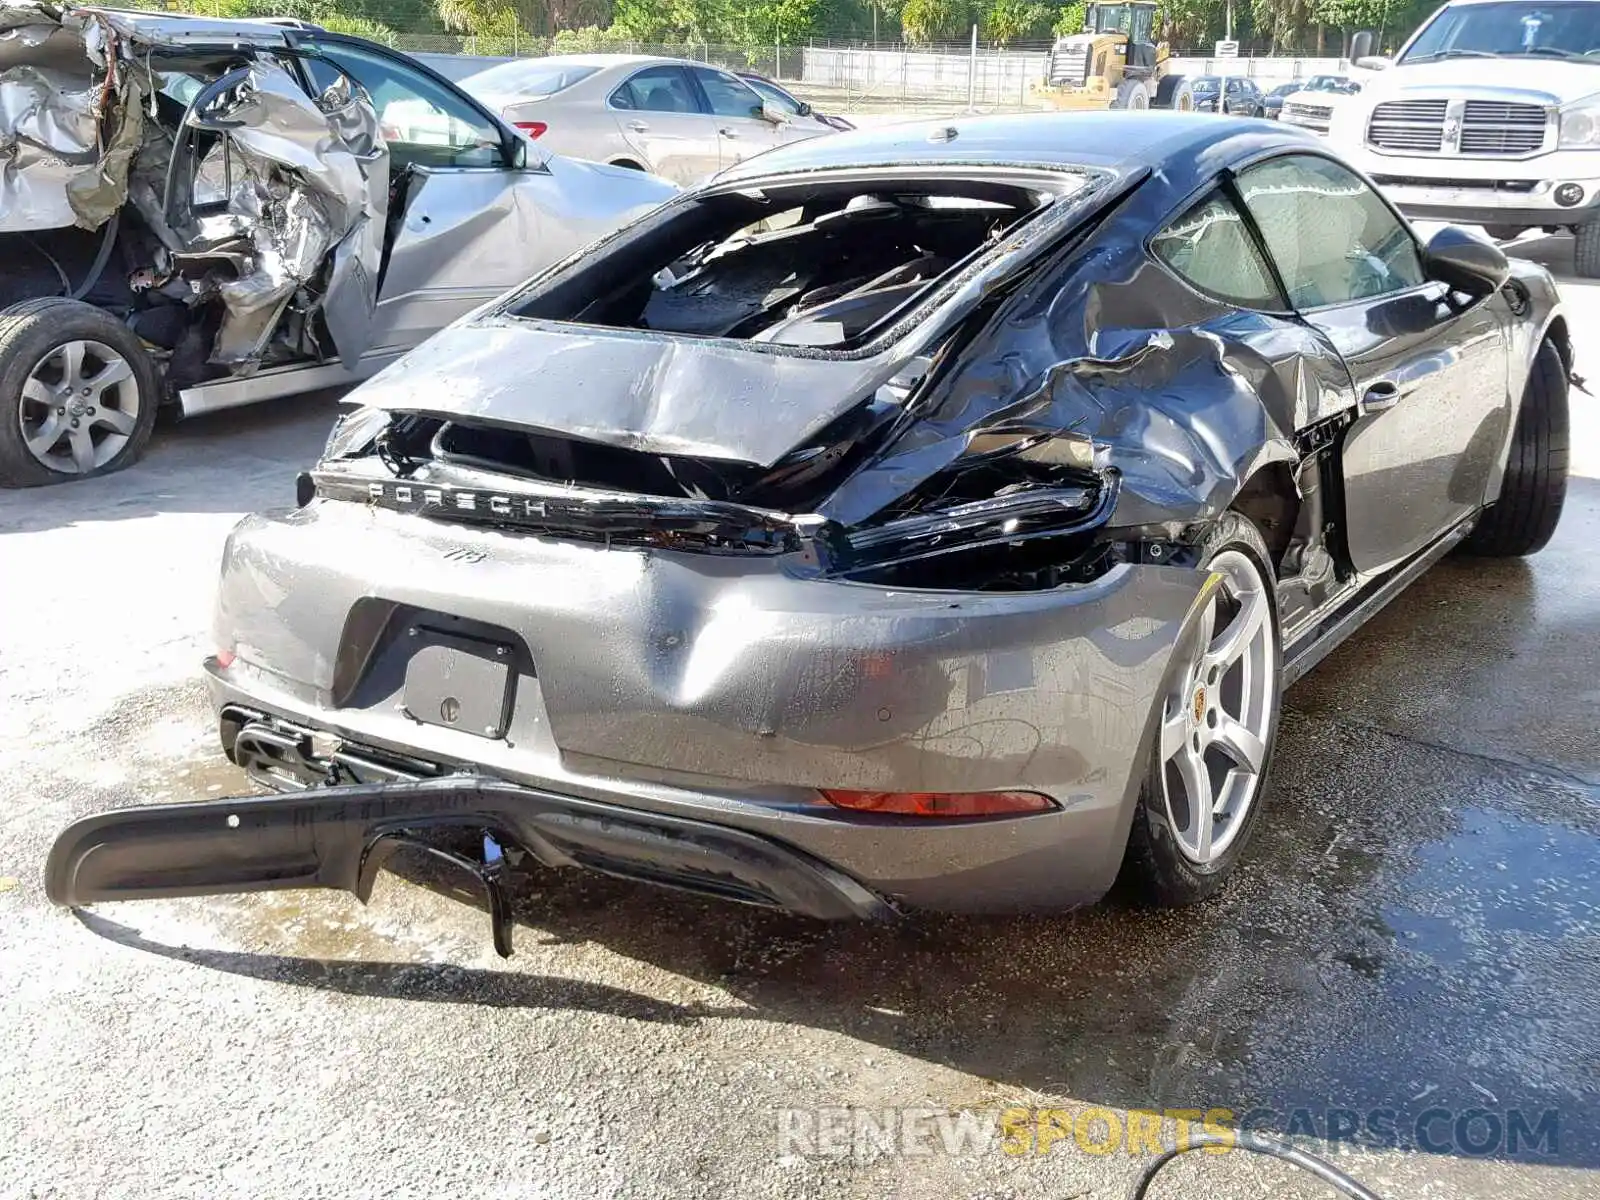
133;2;1350;116
386;36;1351;114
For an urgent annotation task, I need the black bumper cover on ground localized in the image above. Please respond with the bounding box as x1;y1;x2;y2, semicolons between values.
45;777;893;947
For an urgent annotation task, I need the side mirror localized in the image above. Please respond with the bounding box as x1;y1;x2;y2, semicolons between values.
761;101;790;124
1350;29;1376;59
1423;226;1510;295
796;100;813;116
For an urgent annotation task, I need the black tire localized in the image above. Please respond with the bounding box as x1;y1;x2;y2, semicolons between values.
1119;511;1283;906
0;297;160;488
1483;224;1525;242
1154;75;1194;111
1112;78;1151;110
609;158;646;171
1576;220;1600;278
1461;338;1569;557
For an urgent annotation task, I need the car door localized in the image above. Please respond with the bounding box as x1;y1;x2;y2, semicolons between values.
1223;78;1243;114
608;65;721;184
299;37;556;357
688;67;786;167
1236;152;1510;574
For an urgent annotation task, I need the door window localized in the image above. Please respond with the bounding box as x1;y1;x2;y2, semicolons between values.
611;67;702;114
744;76;802;116
303;41;505;169
1150;188;1284;309
693;68;764;119
1236;154;1426;309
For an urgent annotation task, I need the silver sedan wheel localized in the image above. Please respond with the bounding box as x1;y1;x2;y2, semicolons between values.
1158;549;1277;865
17;340;142;476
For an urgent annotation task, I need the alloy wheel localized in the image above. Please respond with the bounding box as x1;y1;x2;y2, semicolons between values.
1158;549;1277;865
17;340;142;475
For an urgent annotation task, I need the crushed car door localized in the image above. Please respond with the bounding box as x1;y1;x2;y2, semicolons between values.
298;38;548;356
1237;153;1509;575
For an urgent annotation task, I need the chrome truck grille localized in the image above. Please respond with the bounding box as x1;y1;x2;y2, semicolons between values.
1283;100;1334;127
1367;98;1551;158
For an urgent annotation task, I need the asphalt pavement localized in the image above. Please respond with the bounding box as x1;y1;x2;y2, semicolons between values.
0;234;1596;1200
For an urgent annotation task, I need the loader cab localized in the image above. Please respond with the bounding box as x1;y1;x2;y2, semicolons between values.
1088;2;1160;69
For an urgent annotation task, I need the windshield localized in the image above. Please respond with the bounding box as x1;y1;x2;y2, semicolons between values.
463;59;601;96
1193;76;1220;91
1090;3;1134;33
1402;1;1600;62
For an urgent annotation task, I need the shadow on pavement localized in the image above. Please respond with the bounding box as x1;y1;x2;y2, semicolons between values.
0;388;345;535
60;423;1600;1175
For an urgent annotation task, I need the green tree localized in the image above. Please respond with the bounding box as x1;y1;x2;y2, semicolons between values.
983;0;1050;44
900;0;972;43
1051;0;1085;34
1156;0;1225;44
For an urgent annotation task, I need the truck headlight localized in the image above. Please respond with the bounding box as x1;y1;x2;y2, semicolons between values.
1559;101;1600;149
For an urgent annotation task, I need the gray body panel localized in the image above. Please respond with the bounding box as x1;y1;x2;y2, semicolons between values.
208;499;1210;911
50;113;1568;919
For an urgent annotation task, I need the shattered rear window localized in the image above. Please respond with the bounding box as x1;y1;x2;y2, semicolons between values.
506;169;1104;358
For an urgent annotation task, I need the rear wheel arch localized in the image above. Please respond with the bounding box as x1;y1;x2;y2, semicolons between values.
1119;509;1283;905
1462;335;1568;557
1543;314;1573;375
1228;460;1301;578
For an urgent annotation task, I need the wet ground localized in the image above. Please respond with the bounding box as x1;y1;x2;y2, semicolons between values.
2;236;1598;1199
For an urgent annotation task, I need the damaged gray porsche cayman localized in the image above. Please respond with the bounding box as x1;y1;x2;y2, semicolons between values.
47;113;1572;951
0;2;673;486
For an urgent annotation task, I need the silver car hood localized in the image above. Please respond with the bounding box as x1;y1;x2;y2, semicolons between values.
350;315;905;467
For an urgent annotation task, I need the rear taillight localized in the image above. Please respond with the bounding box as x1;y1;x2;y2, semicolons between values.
819;790;1055;818
512;120;547;139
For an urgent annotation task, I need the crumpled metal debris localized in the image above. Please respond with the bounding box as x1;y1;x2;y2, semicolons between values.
0;3;110;231
194;62;388;367
0;1;388;371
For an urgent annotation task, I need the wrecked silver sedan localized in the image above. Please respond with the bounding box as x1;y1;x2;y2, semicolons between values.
0;3;674;486
47;114;1571;950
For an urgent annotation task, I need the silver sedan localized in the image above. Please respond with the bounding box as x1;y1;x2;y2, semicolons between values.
459;54;837;185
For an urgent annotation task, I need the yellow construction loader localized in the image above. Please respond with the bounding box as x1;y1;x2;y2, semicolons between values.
1035;1;1196;112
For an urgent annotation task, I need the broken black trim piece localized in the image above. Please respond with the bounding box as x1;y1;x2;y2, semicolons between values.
314;467;813;555
44;778;895;946
834;479;1114;578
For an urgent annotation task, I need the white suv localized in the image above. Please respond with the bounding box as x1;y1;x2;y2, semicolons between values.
1330;0;1600;275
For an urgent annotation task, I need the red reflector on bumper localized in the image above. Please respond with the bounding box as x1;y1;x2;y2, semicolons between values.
512;121;547;138
215;650;236;669
819;789;1054;817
